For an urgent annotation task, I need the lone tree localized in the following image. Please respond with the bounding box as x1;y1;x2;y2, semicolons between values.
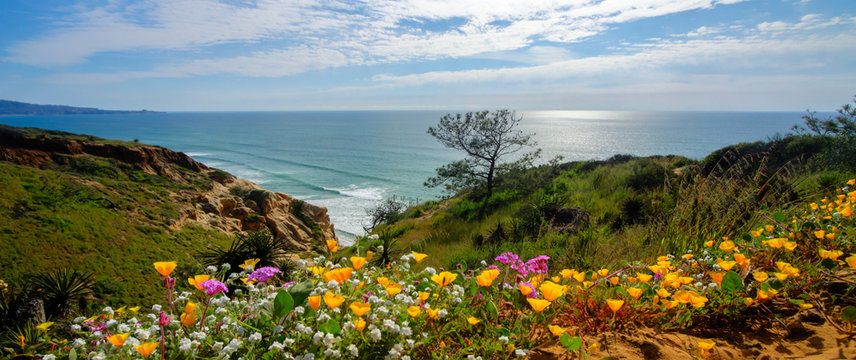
425;110;540;198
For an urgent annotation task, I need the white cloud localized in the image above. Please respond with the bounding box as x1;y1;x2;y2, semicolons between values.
7;0;746;71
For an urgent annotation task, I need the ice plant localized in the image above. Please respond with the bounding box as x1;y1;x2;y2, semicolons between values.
106;332;130;347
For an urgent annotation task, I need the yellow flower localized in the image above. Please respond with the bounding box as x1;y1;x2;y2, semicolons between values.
783;241;797;252
154;261;177;277
717;260;737;271
411;251;428;263
310;266;326;276
697;338;715;351
708;272;725;286
848;178;855;185
548;325;566;336
719;241;736;253
239;258;260;270
799;303;814;310
636;273;653;284
764;225;774;232
814;230;826;239
744;297;754;306
846;254;856;268
350;302;371;317
129;306;141;315
764;238;785;248
560;269;574;279
467;317;481;325
704;240;714;247
135;342;159;357
476;269;500;287
385;283;402;296
606;299;624;313
418;291;430;302
407;306;422;318
810;202;818;210
323;291;345;309
366;251;374;262
588;343;599;355
180;311;196;326
657;289;671;298
308;295;322;310
431;271;457;287
322;267;353;284
519;283;534;296
35;322;54;332
539;281;566;301
188;275;210;290
376;276;391;287
626;287;643;300
527;298;551;312
610;277;620;285
184;301;198;314
662;299;678;309
683;254;694;260
107;333;130;347
350;256;366;270
752;272;769;282
572;271;586;283
353;319;366;331
326;239;339;253
597;269;609;277
427;308;440;319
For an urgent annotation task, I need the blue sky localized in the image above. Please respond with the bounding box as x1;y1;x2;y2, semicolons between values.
0;0;854;111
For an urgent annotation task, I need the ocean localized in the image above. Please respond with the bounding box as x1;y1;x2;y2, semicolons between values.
0;110;812;244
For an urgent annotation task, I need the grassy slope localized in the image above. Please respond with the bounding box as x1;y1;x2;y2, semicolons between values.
371;135;854;272
0;137;233;307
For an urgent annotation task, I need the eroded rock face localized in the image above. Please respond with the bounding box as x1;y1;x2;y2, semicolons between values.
0;126;337;250
174;176;338;251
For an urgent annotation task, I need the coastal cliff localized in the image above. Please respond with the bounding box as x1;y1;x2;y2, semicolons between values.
0;125;337;251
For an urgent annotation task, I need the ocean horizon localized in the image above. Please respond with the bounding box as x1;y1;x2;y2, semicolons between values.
0;110;821;244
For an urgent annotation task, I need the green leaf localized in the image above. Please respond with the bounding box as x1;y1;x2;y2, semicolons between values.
773;212;786;223
842;306;856;323
321;319;341;335
821;258;838;270
487;302;499;320
721;271;743;293
768;279;784;291
742;233;753;241
273;290;294;318
258;300;274;318
760;282;770;292
560;334;582;351
416;281;433;292
288;280;313;307
69;348;77;360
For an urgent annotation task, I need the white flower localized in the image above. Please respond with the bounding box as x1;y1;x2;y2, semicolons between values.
297;260;307;267
70;324;81;332
221;263;231;270
370;328;383;342
151;304;161;312
207;265;218;272
249;332;262;342
73;316;86;323
179;338;193;353
499;336;509;344
42;354;56;360
117;323;130;333
72;338;86;348
515;349;530;357
348;344;359;357
327;280;339;288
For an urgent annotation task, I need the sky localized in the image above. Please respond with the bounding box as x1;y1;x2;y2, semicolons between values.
0;0;854;111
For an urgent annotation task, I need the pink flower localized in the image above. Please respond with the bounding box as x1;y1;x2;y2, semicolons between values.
525;255;550;274
495;252;519;265
247;267;282;283
158;311;170;327
198;280;228;296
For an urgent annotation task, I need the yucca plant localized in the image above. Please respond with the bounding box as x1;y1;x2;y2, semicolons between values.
199;229;287;279
28;268;93;319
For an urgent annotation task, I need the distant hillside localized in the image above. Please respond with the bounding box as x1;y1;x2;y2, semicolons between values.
0;99;161;115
